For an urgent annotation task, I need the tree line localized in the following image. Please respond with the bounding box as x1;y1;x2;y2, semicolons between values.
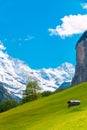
0;79;53;113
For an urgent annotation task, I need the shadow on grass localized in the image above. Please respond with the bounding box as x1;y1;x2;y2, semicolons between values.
66;106;84;113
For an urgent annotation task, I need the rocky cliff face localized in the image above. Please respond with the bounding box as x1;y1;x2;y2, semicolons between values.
72;31;87;86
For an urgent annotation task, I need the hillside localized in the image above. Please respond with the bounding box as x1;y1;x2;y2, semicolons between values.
0;82;87;130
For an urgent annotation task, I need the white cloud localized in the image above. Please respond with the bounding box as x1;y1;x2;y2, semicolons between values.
0;41;6;50
81;3;87;10
0;42;8;59
49;14;87;38
24;35;34;41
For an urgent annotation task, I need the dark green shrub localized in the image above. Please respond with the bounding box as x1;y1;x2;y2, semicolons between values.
0;100;18;113
41;91;53;97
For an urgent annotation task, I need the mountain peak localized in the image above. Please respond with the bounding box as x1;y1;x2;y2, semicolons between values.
60;62;74;68
0;43;75;99
77;30;87;43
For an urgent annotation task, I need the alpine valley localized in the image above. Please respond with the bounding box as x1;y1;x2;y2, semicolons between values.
0;43;75;100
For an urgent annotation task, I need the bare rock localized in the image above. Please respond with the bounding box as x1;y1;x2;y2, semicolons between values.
72;31;87;86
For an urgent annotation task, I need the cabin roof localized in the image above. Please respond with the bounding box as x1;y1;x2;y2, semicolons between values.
68;100;80;103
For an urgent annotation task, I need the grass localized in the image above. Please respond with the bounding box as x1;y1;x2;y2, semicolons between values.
0;82;87;129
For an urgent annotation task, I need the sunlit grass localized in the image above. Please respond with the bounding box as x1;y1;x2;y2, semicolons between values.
0;82;87;130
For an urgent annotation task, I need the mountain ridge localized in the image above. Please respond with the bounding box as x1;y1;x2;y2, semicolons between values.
0;43;75;99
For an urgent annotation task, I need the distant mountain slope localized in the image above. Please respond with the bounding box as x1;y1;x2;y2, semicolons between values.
0;82;13;101
0;82;87;130
56;82;71;91
0;43;75;99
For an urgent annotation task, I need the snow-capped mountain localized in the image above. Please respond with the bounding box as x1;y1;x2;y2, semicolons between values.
0;43;75;99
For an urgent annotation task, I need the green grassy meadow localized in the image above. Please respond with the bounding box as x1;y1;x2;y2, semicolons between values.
0;82;87;130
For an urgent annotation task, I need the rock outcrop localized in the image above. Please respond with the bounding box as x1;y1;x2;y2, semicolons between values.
72;31;87;86
0;82;13;102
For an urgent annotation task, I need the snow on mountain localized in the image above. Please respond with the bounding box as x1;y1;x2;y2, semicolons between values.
0;43;75;99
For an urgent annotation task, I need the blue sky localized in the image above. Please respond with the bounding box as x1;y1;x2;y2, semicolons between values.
0;0;87;69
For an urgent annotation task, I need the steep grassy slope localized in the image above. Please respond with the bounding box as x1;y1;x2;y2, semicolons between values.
0;82;87;130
